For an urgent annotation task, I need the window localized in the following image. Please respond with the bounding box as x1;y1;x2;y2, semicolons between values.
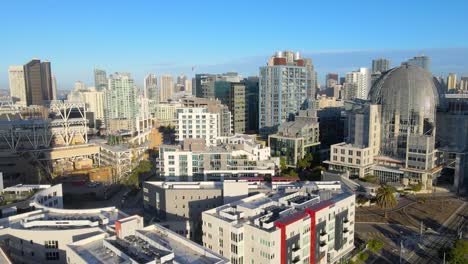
44;240;58;249
45;251;60;260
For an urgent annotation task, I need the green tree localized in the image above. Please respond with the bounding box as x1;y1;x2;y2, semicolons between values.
447;239;468;264
375;185;397;218
297;158;309;170
367;239;384;253
280;157;288;172
411;182;423;192
356;252;369;263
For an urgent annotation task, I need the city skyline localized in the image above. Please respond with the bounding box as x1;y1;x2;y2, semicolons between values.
1;0;468;89
2;47;468;91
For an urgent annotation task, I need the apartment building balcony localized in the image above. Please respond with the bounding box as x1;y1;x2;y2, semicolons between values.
292;245;301;258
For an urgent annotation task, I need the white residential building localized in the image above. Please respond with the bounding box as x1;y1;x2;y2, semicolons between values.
345;68;370;100
175;107;219;146
81;87;105;124
158;136;278;179
202;191;356;264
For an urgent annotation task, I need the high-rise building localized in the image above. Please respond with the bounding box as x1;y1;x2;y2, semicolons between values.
259;51;311;135
344;68;370;100
81;87;105;128
23;59;53;106
144;74;158;101
406;55;431;71
176;74;187;92
447;73;457;91
194;74;218;99
8;66;27;105
51;75;57;100
93;68;107;91
184;79;192;94
459;76;468;91
371;58;390;74
104;73;138;132
326;73;339;88
159;74;174;102
242;77;259;133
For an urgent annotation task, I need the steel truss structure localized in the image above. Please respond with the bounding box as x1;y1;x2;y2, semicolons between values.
0;101;88;152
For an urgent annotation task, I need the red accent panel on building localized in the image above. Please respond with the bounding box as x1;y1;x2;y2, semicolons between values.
309;211;316;264
115;220;121;238
305;200;335;264
271;177;300;182
295;59;305;66
275;222;287;264
274;57;287;65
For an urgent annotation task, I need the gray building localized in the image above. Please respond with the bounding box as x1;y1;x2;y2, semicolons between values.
144;74;158;101
143;181;245;242
24;59;53;106
215;81;247;134
437;94;468;193
371;58;390;74
194;74;217;99
406;55;431;71
93;68;107;91
269;109;320;167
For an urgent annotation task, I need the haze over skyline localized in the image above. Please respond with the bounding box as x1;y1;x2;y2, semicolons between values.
1;0;467;89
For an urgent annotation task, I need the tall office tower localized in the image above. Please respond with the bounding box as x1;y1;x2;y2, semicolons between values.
259;51;311;135
459;76;468;91
372;58;390;73
159;74;174;102
144;74;158;101
447;73;457;91
52;75;57;100
215;82;247;134
344;68;371;100
326;73;339;88
243;77;259;133
303;58;317;99
194;74;217;99
8;66;27;105
23;59;53;106
105;73;138;132
94;68;108;91
175;74;187;92
407;55;431;71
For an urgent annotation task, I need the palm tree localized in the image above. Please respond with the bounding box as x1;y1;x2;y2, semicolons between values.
375;184;397;218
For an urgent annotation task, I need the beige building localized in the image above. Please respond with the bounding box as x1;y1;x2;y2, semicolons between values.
81;88;105;122
8;66;27;106
325;100;381;178
447;73;457;90
153;102;182;126
159;74;174;102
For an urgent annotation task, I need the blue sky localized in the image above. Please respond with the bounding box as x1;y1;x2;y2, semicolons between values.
1;0;467;90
